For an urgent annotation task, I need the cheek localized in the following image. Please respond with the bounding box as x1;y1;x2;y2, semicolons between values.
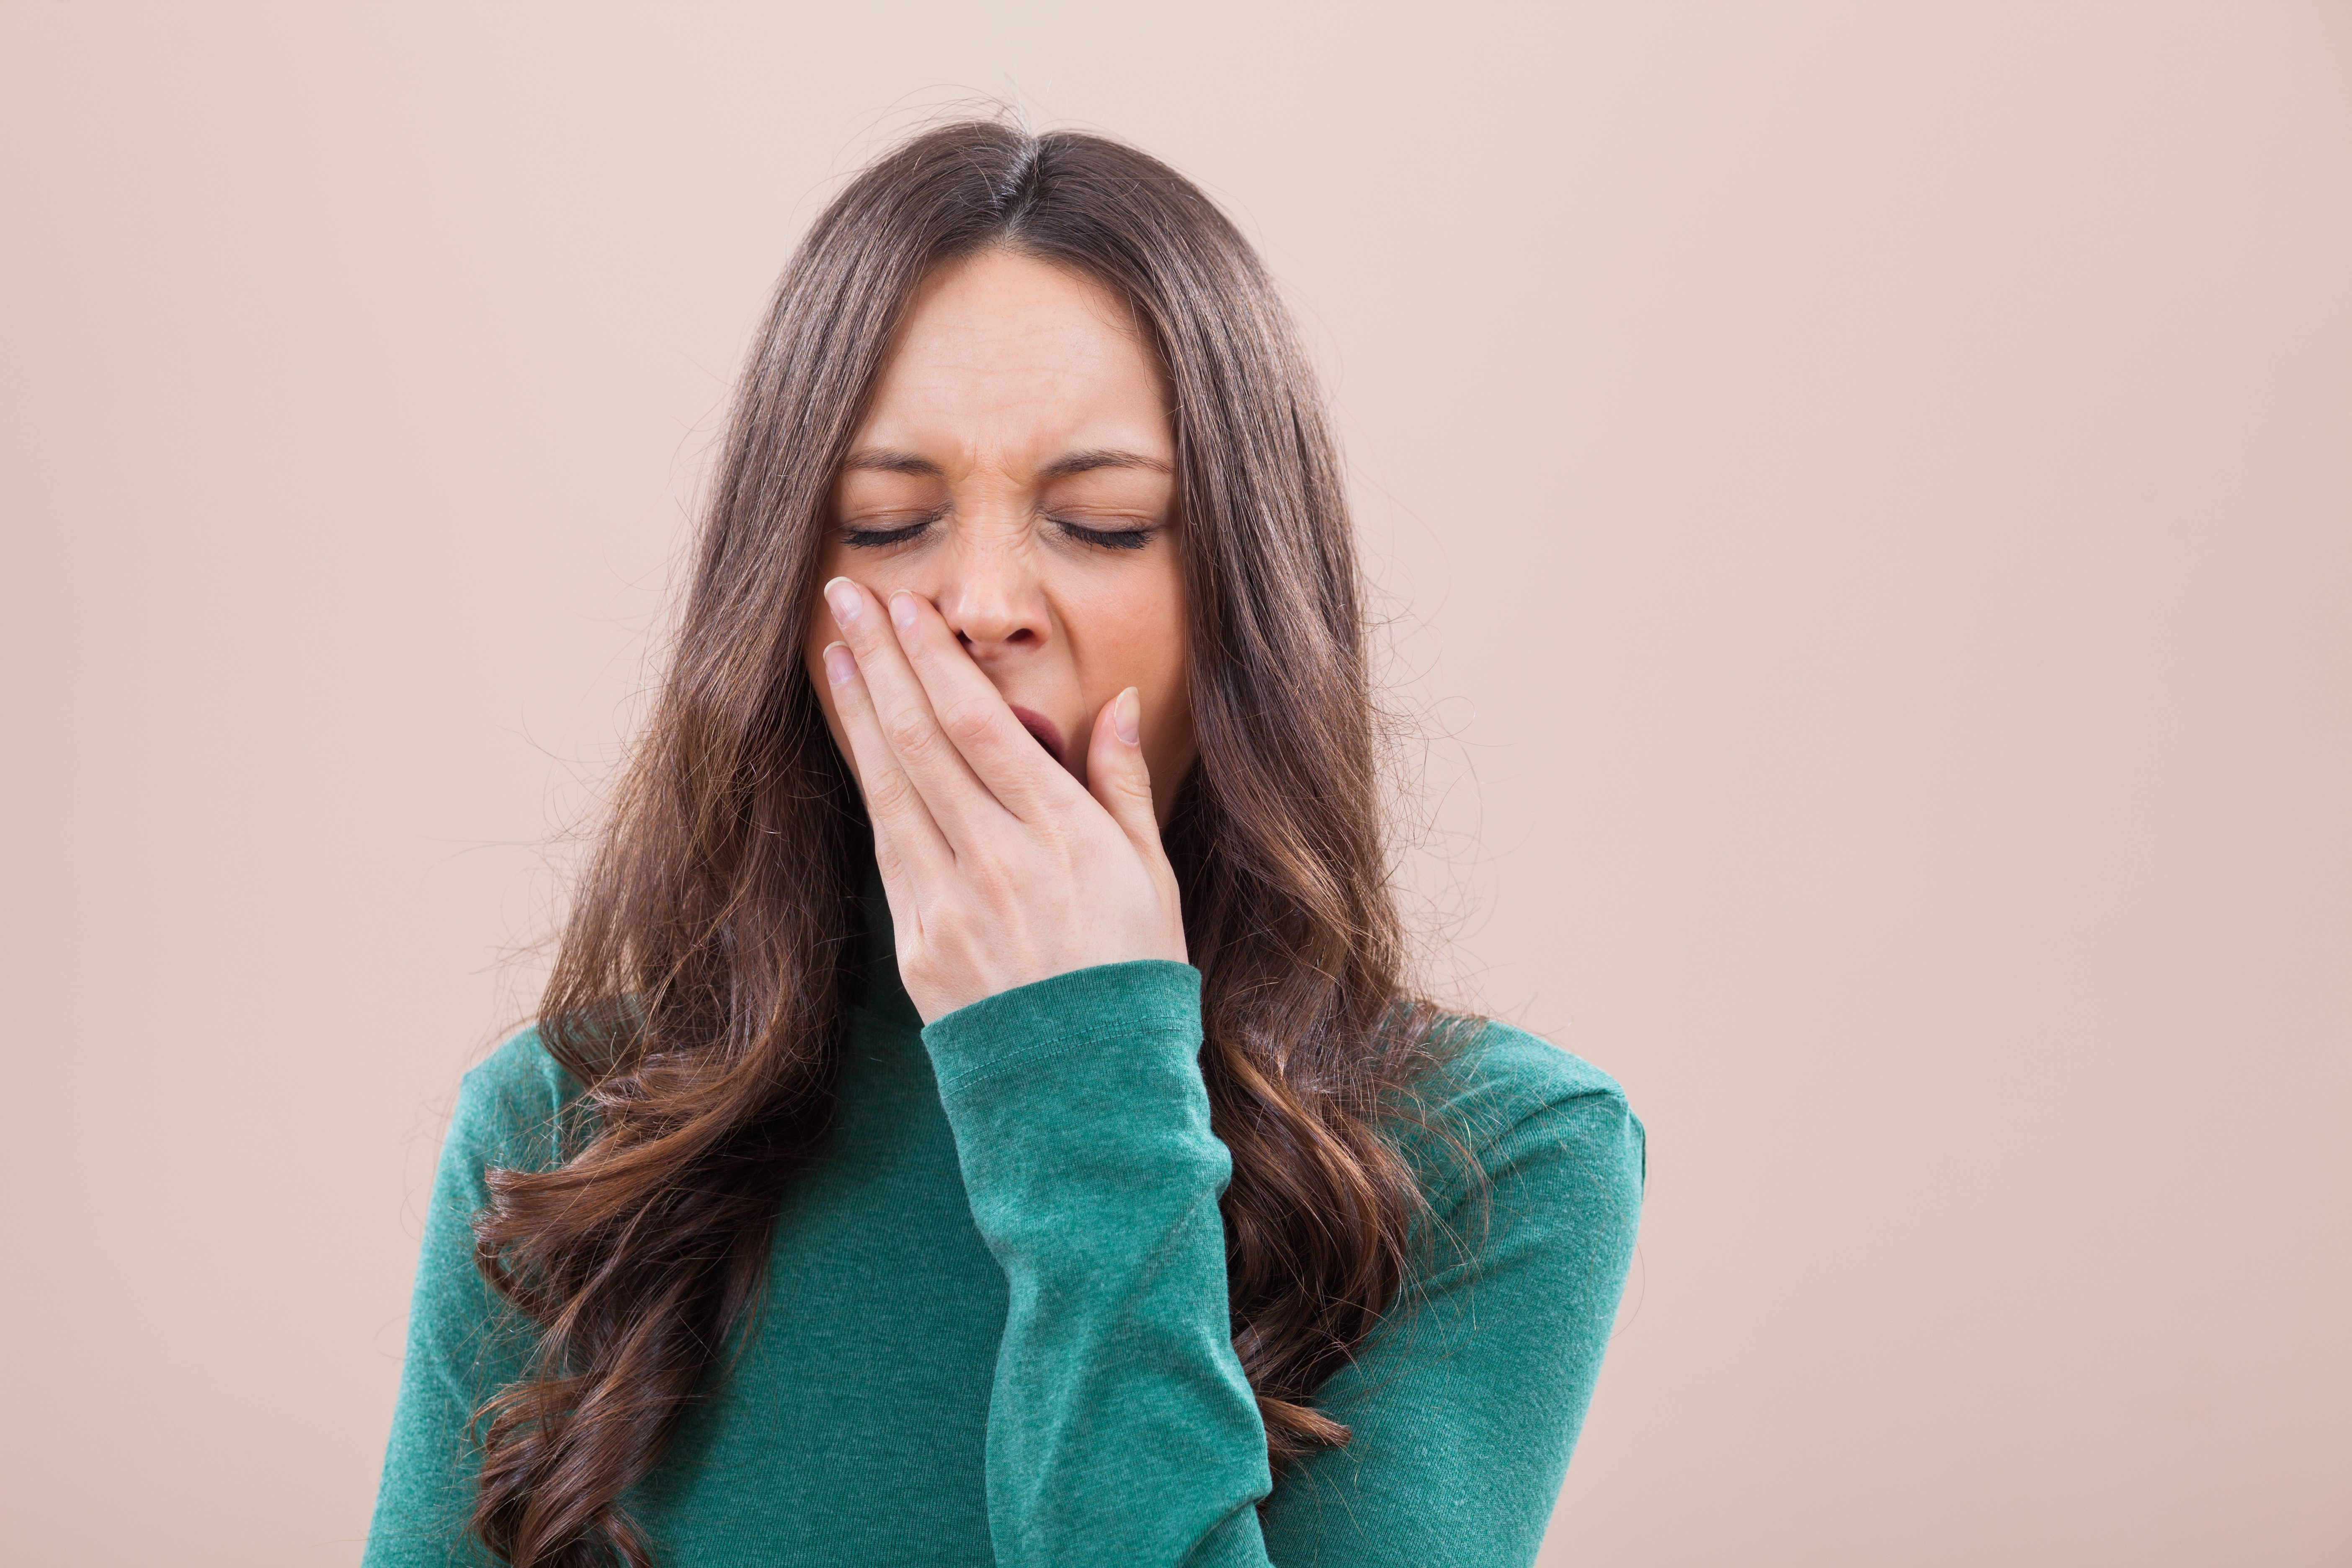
1072;573;1192;761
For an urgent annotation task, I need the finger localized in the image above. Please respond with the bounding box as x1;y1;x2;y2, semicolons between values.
887;589;1084;823
823;577;1001;849
823;637;953;896
1085;686;1173;869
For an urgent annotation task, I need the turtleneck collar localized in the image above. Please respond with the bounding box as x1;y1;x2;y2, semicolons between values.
845;853;922;1031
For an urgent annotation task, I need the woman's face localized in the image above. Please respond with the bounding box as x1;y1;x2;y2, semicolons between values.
803;247;1196;824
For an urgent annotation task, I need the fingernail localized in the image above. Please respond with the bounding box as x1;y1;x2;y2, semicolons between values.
823;642;855;687
824;577;860;627
890;591;918;629
1114;687;1141;746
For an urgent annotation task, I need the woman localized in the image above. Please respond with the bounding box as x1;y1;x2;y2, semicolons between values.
365;119;1644;1568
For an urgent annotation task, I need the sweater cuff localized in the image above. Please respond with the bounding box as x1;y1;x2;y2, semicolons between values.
919;959;1203;1100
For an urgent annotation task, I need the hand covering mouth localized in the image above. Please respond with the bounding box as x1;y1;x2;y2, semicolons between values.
1006;705;1068;768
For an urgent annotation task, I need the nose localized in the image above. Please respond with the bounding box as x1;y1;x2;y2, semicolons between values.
930;534;1047;660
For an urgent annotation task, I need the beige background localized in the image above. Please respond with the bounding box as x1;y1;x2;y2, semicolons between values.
3;3;2347;1564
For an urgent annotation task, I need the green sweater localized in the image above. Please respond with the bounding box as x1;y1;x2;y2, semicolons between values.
364;883;1644;1567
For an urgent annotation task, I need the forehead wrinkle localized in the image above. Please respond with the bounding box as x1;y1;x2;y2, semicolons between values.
854;400;1171;483
852;257;1175;484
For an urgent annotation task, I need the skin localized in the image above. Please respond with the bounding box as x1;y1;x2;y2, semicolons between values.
802;247;1195;1023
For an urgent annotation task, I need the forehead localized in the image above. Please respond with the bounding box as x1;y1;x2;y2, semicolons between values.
854;248;1173;464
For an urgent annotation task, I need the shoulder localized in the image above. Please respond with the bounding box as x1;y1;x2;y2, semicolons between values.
1397;1012;1647;1226
446;1025;585;1174
1431;1015;1637;1130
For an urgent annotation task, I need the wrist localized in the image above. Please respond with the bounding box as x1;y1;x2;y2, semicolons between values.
920;959;1203;1096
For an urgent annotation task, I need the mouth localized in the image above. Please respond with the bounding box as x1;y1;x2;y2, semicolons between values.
1006;704;1068;769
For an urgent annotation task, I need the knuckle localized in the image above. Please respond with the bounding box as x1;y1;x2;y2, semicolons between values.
882;707;934;757
941;696;998;747
866;766;919;818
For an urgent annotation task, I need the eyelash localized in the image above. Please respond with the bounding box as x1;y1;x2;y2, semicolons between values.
1057;520;1155;552
839;516;1157;552
841;519;935;550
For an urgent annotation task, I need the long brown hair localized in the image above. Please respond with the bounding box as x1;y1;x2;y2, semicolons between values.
469;118;1468;1568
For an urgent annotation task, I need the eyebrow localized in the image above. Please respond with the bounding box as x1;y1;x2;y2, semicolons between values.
1038;448;1173;479
837;447;1172;479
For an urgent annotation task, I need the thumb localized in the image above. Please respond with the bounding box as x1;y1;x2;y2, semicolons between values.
1086;686;1166;860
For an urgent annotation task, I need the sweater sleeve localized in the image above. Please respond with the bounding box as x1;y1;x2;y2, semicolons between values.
362;1032;575;1568
921;961;1273;1566
919;965;1646;1568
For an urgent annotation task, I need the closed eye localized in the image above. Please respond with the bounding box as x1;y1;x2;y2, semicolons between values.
1054;518;1157;551
841;509;944;550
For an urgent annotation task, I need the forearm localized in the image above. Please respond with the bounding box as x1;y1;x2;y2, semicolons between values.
924;960;1273;1566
